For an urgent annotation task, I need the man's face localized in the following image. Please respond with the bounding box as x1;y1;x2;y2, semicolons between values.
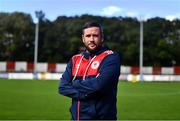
82;27;103;52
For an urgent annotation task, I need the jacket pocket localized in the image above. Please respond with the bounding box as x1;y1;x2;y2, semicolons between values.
80;100;97;119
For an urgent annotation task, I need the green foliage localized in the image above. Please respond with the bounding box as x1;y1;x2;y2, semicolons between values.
0;12;180;66
0;12;34;61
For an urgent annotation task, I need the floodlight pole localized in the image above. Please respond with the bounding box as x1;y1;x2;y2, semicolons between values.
34;18;39;74
34;11;44;74
139;19;144;81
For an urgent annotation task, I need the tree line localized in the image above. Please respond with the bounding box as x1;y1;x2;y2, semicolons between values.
0;12;180;66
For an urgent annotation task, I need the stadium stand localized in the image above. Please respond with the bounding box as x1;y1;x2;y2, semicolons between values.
0;61;180;75
1;61;180;81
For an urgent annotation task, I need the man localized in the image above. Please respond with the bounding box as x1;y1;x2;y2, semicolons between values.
58;21;121;120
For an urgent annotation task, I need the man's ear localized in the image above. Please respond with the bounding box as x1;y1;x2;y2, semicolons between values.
101;38;104;42
82;35;85;43
101;38;104;43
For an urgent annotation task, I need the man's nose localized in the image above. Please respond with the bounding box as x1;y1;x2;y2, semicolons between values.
90;35;94;41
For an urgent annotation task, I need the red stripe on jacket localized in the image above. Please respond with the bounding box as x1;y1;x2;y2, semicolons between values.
72;50;113;77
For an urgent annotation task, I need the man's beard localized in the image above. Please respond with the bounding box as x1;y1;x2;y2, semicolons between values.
85;45;97;52
85;42;102;53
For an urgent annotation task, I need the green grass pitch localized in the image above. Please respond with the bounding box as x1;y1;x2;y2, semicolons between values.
0;79;180;120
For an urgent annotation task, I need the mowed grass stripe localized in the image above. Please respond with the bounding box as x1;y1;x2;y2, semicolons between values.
0;79;70;119
118;81;180;120
0;79;180;120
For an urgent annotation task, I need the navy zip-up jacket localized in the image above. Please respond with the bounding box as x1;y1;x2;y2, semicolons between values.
58;45;121;120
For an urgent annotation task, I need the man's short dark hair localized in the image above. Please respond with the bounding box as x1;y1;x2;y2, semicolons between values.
82;21;104;38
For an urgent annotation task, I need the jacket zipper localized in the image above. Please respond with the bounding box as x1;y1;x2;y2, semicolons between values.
76;55;96;121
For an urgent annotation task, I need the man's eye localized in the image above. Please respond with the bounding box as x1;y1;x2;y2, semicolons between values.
93;34;98;37
85;34;99;37
86;35;91;37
